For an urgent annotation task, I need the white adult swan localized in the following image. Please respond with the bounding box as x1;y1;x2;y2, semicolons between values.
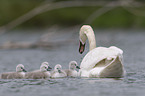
79;25;125;78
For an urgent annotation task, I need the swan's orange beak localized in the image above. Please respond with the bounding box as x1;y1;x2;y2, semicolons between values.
79;40;85;54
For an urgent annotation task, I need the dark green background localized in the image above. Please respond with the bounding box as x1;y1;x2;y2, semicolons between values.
0;0;145;29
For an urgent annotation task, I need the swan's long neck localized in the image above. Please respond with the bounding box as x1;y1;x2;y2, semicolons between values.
80;25;96;51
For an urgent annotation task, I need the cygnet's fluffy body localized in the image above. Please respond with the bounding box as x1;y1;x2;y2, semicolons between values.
0;64;27;79
25;64;51;79
51;64;67;78
64;61;80;77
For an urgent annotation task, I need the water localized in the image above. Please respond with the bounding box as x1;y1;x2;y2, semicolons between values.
0;28;145;96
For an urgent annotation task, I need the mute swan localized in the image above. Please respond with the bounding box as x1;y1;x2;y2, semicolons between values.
51;64;67;78
25;64;52;79
64;61;80;77
79;25;125;78
0;64;27;79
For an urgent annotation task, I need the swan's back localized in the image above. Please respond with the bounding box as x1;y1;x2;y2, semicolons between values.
80;46;123;70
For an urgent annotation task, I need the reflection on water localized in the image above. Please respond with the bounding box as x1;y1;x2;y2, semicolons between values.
0;29;145;96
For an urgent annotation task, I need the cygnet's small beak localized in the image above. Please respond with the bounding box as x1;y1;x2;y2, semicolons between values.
79;40;85;54
58;69;61;73
47;66;52;71
22;68;27;72
76;66;80;69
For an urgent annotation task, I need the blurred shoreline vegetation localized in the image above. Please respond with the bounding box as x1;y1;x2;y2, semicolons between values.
0;0;145;49
0;0;145;31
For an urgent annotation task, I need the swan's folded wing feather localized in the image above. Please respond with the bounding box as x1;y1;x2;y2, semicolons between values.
80;47;123;70
99;56;124;78
109;46;123;54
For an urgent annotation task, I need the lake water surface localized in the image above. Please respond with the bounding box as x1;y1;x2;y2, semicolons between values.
0;28;145;96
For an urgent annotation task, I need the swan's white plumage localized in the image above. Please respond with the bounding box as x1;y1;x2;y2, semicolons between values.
79;25;124;78
80;46;123;70
79;46;124;77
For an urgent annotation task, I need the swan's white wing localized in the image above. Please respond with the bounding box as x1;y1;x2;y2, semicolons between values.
99;56;124;78
80;46;123;70
109;46;123;54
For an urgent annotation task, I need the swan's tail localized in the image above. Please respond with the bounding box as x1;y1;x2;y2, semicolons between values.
99;56;124;78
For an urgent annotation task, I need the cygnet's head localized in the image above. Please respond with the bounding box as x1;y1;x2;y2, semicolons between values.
41;62;49;66
40;65;49;72
16;64;27;72
54;64;62;73
41;62;52;71
69;61;80;70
